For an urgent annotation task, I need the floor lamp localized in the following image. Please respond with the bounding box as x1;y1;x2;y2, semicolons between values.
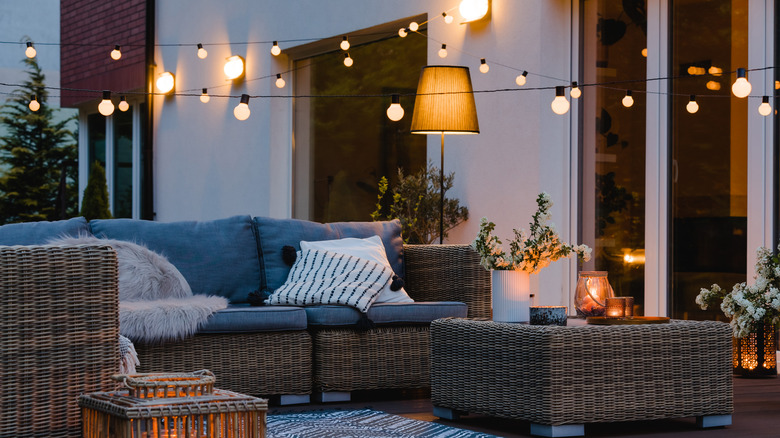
410;65;480;244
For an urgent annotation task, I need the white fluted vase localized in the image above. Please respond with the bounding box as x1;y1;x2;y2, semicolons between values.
491;270;531;322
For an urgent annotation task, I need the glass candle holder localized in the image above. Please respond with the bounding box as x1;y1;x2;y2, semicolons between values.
574;271;615;317
623;296;635;317
605;297;625;318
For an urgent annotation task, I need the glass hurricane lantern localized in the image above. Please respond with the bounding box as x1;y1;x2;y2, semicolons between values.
574;271;615;317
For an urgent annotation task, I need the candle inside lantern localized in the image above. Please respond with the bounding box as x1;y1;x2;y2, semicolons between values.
605;297;625;318
623;296;635;317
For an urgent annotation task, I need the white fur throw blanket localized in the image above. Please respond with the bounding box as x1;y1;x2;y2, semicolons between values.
49;235;227;344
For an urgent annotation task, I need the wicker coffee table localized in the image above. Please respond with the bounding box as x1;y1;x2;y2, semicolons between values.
430;318;733;437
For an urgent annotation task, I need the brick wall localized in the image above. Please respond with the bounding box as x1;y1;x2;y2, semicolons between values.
60;0;147;108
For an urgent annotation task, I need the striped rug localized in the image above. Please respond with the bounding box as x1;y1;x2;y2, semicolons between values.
267;409;498;438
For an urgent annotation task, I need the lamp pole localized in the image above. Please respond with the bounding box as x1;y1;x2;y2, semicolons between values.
440;132;445;244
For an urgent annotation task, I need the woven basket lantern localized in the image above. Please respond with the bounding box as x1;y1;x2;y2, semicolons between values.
79;370;267;438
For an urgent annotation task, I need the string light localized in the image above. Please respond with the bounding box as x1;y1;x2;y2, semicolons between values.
98;90;114;116
343;53;353;67
409;21;419;32
275;73;286;88
234;94;251;121
551;86;569;115
622;90;634;108
156;71;175;93
386;94;404;121
224;55;245;80
708;66;723;76
340;36;350;51
25;42;36;58
758;96;772;116
197;43;208;59
641;48;648;57
515;71;528;86
28;94;40;111
686;95;699;114
731;68;751;98
706;81;721;91
570;81;581;99
118;95;129;112
398;28;408;38
110;45;121;60
271;41;281;56
442;12;454;24
200;88;210;103
479;58;489;73
459;0;489;22
438;44;448;58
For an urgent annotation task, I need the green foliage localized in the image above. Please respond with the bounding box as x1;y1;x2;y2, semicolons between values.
80;161;112;220
0;55;78;224
371;162;469;244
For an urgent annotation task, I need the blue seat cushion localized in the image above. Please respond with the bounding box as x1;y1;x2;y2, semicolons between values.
198;304;307;333
0;217;90;245
253;216;404;292
305;302;467;327
90;215;261;304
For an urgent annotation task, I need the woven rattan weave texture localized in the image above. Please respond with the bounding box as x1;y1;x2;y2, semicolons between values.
431;318;733;426
0;245;120;438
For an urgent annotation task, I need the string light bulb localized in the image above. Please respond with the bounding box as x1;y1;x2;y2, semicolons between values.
479;58;489;74
686;95;699;114
275;74;286;88
343;53;353;67
25;42;36;58
758;96;772;116
515;71;528;86
622;90;634;108
442;12;454;24
234;94;251;121
398;28;408;38
731;68;751;98
459;0;489;22
641;48;648;57
551;86;570;115
386;94;404;121
197;43;208;59
110;45;121;60
409;21;419;32
438;44;448;58
271;41;281;56
570;81;581;99
200;88;210;103
156;71;175;94
28;94;40;111
706;80;721;91
118;96;129;112
340;36;350;51
224;55;245;80
98;91;115;116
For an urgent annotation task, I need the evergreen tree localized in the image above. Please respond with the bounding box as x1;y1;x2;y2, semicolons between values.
80;161;112;221
0;55;78;224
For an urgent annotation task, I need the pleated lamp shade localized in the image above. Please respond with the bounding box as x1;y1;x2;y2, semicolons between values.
410;65;480;134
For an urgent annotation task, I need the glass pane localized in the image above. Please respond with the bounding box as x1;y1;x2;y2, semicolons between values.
87;113;106;169
113;107;133;218
294;33;427;222
580;0;647;314
670;0;748;321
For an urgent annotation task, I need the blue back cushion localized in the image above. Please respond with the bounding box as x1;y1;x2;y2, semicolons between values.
90;215;261;304
253;216;404;291
0;217;90;245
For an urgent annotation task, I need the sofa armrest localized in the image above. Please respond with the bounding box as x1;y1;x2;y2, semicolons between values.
403;244;491;318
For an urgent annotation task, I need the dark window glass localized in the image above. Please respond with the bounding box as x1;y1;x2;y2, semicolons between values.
113;107;133;218
87;113;106;169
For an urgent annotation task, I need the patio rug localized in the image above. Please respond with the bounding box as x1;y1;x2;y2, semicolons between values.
267;408;499;438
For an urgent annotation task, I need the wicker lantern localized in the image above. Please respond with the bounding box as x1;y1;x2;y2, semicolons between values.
733;324;778;377
79;370;267;438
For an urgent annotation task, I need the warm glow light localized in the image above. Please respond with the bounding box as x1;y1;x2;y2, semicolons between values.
340;36;350;51
459;0;489;22
271;41;281;56
641;47;647;57
224;55;245;80
118;96;129;112
706;80;721;91
234;94;251;121
197;43;208;59
156;72;175;93
98;91;115;116
623;254;634;263
622;249;646;265
622;90;634;108
343;53;353;67
551;86;569;115
110;45;121;60
515;71;528;86
570;81;581;99
200;88;210;103
409;21;419;32
708;66;722;76
25;42;36;58
28;94;39;111
438;44;448;58
775;80;780;90
442;12;454;24
758;96;772;116
732;68;751;98
398;28;408;38
386;94;404;121
275;74;286;88
479;58;489;74
686;95;699;114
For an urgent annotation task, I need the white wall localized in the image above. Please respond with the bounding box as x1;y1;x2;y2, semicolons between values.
154;0;577;304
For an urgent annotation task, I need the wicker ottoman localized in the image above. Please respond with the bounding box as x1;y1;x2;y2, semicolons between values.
430;318;733;437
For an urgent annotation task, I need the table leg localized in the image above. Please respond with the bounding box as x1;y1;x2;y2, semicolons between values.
530;423;585;437
696;414;732;428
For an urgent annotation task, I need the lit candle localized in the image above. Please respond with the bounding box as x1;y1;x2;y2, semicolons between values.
605;297;625;318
